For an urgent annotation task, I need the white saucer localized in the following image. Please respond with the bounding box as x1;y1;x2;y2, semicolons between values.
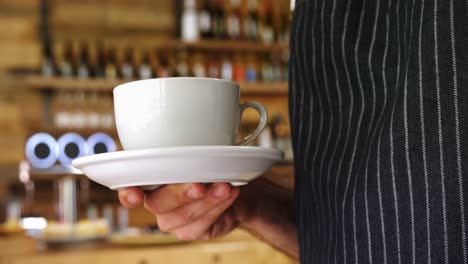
72;146;284;190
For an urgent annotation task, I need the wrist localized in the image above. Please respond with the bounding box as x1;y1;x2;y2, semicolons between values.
233;178;292;229
232;182;262;228
232;178;299;258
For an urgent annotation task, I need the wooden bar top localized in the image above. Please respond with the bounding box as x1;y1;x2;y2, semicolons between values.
0;230;297;264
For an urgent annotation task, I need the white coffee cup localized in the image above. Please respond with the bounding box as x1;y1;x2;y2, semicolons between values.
114;77;268;150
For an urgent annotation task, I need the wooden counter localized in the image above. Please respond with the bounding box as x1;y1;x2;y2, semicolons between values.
0;230;297;264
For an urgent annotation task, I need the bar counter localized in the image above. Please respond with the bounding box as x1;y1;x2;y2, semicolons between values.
0;230;296;264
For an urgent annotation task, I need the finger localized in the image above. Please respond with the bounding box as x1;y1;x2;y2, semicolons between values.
144;183;206;214
156;183;234;231
118;187;145;208
172;187;240;241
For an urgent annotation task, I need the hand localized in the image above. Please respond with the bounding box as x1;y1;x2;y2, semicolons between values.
118;183;247;241
118;180;299;258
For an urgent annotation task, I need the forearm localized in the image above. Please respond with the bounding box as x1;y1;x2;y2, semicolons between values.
235;178;298;259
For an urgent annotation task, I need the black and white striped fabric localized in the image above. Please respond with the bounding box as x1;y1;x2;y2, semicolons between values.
289;0;467;263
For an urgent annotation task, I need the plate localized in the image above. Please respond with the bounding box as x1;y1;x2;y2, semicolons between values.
72;146;283;190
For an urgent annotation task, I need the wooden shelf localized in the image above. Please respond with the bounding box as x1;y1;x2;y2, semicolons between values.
169;39;288;53
52;36;288;53
24;76;288;95
27;126;119;137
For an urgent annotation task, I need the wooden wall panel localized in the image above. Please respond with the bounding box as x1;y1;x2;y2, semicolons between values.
0;16;38;41
50;0;176;39
0;0;40;70
0;42;41;70
0;0;39;13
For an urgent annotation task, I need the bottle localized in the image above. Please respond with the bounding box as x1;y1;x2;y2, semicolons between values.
261;54;274;82
87;204;98;220
244;0;259;41
157;52;170;78
87;43;98;78
192;53;207;77
120;48;134;79
212;0;225;39
181;0;199;42
175;49;189;77
279;5;290;44
245;54;258;82
199;0;212;39
233;54;245;82
105;47;118;80
260;0;274;44
139;51;153;79
226;0;241;40
95;42;106;78
118;207;128;232
210;0;220;38
103;204;114;231
207;56;220;78
71;41;81;77
41;44;55;77
221;55;233;80
279;50;289;81
77;42;90;79
59;40;74;78
272;54;282;81
217;0;226;38
168;53;177;77
282;56;289;81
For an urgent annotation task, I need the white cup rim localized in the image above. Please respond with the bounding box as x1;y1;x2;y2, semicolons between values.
113;77;239;94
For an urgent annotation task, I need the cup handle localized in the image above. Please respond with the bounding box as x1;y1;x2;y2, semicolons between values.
237;101;268;146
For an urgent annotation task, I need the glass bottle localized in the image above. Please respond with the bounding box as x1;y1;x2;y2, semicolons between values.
213;0;226;39
245;54;258;82
105;47;118;80
175;49;189;77
139;51;153;79
181;0;199;42
192;53;207;77
60;40;74;78
260;0;274;44
77;42;90;79
158;52;170;78
41;43;55;77
227;0;241;40
199;0;212;39
233;54;245;82
207;55;221;78
244;0;259;41
120;48;134;80
87;43;98;78
221;54;233;80
261;54;274;82
95;42;106;78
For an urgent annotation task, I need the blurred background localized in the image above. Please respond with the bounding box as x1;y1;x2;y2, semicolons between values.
0;0;294;263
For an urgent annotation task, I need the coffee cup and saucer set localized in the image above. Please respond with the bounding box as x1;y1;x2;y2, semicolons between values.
72;77;284;190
